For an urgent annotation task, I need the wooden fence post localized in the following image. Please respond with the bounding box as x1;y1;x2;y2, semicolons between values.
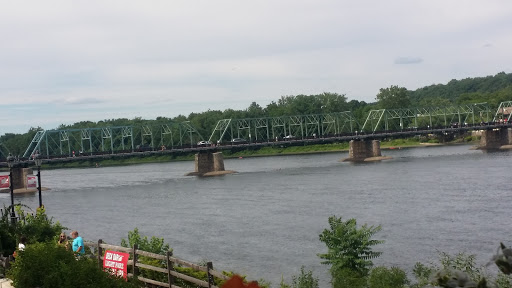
167;250;174;287
132;244;138;278
97;239;103;269
207;262;214;288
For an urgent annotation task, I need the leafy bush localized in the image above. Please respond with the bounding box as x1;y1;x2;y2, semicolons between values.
318;215;383;277
412;252;491;288
331;268;367;288
121;228;170;283
120;228;228;288
0;205;64;257
290;266;319;288
7;242;138;288
318;216;384;288
367;266;409;288
0;205;17;256
15;206;65;244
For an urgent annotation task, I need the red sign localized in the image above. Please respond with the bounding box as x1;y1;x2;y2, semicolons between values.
103;250;129;279
0;176;9;189
27;176;37;188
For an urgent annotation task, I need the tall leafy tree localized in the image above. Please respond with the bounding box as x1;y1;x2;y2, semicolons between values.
376;85;411;109
318;216;383;278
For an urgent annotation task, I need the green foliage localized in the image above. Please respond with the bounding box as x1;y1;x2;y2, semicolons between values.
367;266;409;288
409;71;512;105
412;252;487;288
290;266;319;288
121;227;170;255
318;215;384;283
8;242;137;288
496;274;512;288
120;228;228;288
331;268;367;288
0;205;64;256
15;206;65;244
121;228;170;283
0;206;17;256
376;85;411;109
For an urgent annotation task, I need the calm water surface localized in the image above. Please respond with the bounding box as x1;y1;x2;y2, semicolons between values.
1;145;511;285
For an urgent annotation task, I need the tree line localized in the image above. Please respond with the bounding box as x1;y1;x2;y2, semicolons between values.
1;71;511;157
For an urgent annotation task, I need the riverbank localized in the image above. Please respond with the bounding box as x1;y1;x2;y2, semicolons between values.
25;137;479;170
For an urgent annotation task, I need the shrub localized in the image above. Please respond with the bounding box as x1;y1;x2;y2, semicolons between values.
0;205;64;257
318;216;383;277
15;206;65;244
412;252;487;288
367;266;409;288
8;242;138;288
289;266;319;288
331;268;366;288
120;228;228;288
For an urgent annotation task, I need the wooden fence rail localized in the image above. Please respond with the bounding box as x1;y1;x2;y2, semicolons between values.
85;240;229;288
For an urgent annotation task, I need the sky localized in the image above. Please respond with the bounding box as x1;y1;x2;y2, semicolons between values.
1;0;512;134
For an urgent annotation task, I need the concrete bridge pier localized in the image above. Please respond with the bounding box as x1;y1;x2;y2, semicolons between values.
479;128;512;149
0;167;37;193
343;140;391;162
11;167;33;190
186;152;235;176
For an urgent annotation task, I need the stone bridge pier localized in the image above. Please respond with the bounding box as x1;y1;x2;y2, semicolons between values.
0;167;34;192
479;128;512;149
343;140;390;162
186;152;235;176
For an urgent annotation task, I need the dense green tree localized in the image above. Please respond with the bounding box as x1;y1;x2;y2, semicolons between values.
376;85;411;109
409;71;512;105
246;102;265;118
318;216;383;278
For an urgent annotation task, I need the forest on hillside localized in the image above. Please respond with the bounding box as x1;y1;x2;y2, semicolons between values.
1;71;512;156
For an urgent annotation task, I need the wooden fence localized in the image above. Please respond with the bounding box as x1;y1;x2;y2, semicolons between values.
85;240;229;288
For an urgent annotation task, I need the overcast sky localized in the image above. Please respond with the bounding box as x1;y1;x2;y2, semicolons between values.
1;0;511;134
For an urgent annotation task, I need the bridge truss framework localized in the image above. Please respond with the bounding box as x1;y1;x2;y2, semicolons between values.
208;112;358;143
23;122;204;159
361;103;493;132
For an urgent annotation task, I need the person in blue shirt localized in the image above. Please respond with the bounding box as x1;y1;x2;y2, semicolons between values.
70;230;85;255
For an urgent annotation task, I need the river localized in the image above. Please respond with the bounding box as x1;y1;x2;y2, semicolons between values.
1;144;510;286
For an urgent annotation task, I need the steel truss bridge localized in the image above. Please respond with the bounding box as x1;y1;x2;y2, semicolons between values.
208;111;357;143
2;101;512;162
22;121;203;159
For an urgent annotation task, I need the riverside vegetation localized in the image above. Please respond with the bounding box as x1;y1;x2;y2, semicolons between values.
1;206;512;287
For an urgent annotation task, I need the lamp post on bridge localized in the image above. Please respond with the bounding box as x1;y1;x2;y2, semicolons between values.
34;154;43;208
6;154;16;224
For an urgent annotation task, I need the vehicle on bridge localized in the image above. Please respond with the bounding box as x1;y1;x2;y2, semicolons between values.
284;135;296;140
197;140;212;147
231;138;248;145
136;144;152;152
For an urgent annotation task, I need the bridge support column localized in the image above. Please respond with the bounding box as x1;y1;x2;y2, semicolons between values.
343;140;389;162
371;140;382;157
479;128;511;149
186;152;235;176
11;167;33;190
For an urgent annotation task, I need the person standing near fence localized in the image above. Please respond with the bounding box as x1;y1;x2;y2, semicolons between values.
70;230;85;256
